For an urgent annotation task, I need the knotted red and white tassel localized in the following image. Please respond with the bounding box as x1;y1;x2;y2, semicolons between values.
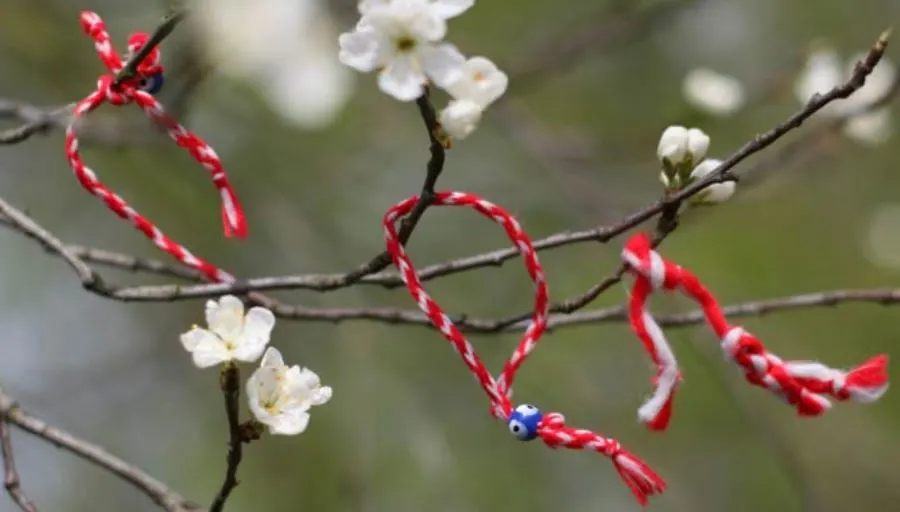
622;234;681;430
537;412;667;505
385;192;666;505
65;11;246;282
622;232;889;426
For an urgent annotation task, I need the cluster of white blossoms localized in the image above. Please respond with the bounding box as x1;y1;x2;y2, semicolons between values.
657;126;734;205
180;295;332;436
794;44;896;145
337;0;507;140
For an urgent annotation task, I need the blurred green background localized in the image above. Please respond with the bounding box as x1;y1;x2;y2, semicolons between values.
1;0;899;511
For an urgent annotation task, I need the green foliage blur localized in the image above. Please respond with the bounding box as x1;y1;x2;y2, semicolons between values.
0;0;898;511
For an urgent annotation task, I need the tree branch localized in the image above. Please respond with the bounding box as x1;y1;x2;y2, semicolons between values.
330;89;447;287
0;385;200;512
0;101;73;145
1;418;38;512
209;365;243;512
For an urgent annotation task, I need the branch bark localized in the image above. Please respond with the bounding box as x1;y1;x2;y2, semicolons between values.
0;385;200;512
1;418;38;512
209;365;243;512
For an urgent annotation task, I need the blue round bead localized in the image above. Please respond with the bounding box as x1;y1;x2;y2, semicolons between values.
507;403;543;441
140;73;165;94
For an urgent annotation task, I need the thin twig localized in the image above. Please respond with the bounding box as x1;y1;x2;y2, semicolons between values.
0;215;205;281
334;89;447;286
0;386;200;512
0;198;105;291
113;9;185;86
209;365;243;512
1;418;38;512
71;287;900;331
263;287;900;330
532;287;900;332
0;103;73;145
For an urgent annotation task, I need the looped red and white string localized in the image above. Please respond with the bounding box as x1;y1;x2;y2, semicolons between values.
65;11;246;282
622;232;889;430
384;192;666;505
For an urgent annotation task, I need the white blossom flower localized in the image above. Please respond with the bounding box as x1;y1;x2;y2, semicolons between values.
657;125;710;167
682;68;746;117
794;46;895;145
445;56;508;107
338;0;466;101
359;0;473;19
247;347;332;435
794;47;844;109
436;57;507;140
179;295;275;368
688;158;735;205
194;0;354;129
439;98;482;139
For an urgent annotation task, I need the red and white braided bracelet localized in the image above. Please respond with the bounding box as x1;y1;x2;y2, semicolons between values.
65;11;245;282
385;192;666;505
622;232;889;430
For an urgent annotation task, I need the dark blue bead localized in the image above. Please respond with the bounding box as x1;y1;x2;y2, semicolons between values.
140;73;165;94
507;403;543;441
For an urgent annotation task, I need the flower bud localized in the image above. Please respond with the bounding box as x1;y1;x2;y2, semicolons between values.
688;159;735;205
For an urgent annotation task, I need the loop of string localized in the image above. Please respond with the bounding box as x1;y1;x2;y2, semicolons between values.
384;191;666;505
65;11;247;283
622;232;889;430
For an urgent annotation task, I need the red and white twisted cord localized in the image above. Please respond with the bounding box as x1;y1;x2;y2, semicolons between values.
622;232;889;429
385;192;665;505
65;11;246;282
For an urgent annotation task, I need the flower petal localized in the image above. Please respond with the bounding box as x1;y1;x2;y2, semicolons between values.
408;4;447;41
378;54;426;101
339;28;385;72
358;0;388;14
246;366;280;421
295;367;323;390
446;56;508;106
181;328;230;368
689;158;722;179
431;0;474;19
267;407;311;436
420;44;465;89
231;340;269;363
224;306;273;363
685;128;710;163
180;327;216;351
657;125;688;163
309;385;333;407
439;98;483;139
705;182;736;203
259;346;285;369
206;295;245;342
